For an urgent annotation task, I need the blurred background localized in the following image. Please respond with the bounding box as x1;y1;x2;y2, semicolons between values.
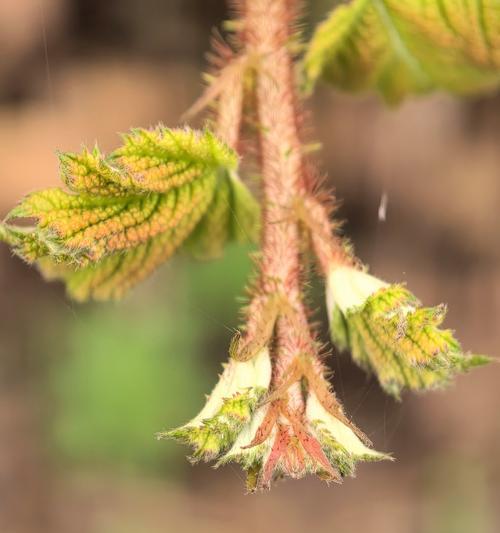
0;1;499;532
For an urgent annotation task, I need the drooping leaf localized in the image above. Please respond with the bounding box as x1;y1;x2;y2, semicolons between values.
327;266;490;397
36;225;196;302
2;126;259;301
159;347;272;462
304;0;500;103
161;346;389;489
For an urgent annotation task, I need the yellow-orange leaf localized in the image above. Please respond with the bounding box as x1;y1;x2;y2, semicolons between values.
1;126;259;301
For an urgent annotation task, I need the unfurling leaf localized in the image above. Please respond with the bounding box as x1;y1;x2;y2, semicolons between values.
303;0;500;103
326;265;490;398
160;347;388;490
159;347;273;462
1;126;259;301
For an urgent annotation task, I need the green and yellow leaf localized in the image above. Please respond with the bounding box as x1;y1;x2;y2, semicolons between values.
304;0;500;103
185;171;260;260
158;347;272;462
327;266;490;397
1;126;259;301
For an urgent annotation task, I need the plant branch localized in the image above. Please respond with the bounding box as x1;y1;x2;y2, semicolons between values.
298;194;355;274
243;0;312;408
163;0;391;489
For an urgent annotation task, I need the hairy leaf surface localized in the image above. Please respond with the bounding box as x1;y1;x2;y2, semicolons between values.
304;0;500;103
330;284;490;397
1;126;259;301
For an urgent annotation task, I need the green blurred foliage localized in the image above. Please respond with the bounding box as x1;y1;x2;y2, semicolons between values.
49;300;202;474
186;243;255;325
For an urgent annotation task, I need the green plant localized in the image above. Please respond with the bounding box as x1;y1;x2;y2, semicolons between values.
1;0;497;491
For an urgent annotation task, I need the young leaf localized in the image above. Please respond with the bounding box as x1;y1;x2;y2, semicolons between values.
161;347;389;489
303;0;500;103
1;126;259;301
35;222;199;301
185;171;260;260
159;347;272;462
326;265;490;398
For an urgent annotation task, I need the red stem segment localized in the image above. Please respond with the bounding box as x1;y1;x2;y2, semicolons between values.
243;0;310;400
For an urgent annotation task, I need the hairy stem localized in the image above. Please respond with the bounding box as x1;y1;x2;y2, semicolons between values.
245;0;304;296
300;194;355;275
219;0;351;406
215;60;245;149
243;0;310;404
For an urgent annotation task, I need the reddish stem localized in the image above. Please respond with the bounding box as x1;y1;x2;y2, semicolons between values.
243;0;310;405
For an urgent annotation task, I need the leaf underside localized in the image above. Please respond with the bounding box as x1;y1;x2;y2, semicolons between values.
304;0;500;103
1;126;260;301
331;285;490;397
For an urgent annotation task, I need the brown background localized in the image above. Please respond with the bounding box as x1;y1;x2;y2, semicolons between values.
0;1;499;532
